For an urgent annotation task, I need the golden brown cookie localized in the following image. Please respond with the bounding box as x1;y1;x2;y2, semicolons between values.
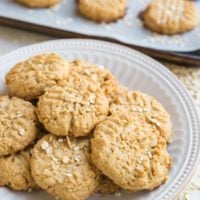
91;112;172;191
109;89;172;142
0;96;38;157
67;60;118;97
0;148;38;191
5;53;70;100
37;84;109;137
17;0;61;8
142;0;198;35
96;175;120;194
31;134;100;200
78;0;127;22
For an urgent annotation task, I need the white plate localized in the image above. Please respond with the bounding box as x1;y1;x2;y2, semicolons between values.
0;39;199;200
0;0;200;52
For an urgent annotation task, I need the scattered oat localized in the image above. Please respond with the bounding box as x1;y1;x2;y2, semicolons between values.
148;152;152;159
18;128;25;136
27;9;34;15
27;188;32;193
62;156;70;164
51;3;60;11
74;156;80;163
73;146;80;151
41;141;49;150
66;136;71;149
114;192;121;197
58;138;64;143
46;146;52;154
66;173;73;177
49;136;53;142
184;192;189;200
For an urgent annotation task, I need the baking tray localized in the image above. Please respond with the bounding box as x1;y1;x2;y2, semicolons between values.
0;0;200;65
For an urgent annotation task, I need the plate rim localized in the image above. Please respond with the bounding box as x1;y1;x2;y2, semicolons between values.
0;38;199;200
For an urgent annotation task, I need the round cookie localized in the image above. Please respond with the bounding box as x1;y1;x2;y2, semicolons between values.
0;148;38;191
78;0;127;23
96;175;120;194
37;84;109;137
31;134;101;200
67;60;118;97
17;0;61;8
142;0;198;35
6;53;70;100
109;89;172;142
91;112;172;191
0;96;38;157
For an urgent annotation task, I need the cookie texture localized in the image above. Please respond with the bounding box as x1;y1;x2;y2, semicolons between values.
96;175;120;194
78;0;127;22
67;60;118;97
37;84;109;137
110;89;172;142
0;96;38;157
91;112;172;191
17;0;60;8
0;148;38;191
31;134;100;200
142;0;198;35
6;53;70;100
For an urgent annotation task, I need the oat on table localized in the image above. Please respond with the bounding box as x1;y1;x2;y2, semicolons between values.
142;0;198;35
31;134;101;200
0;96;38;157
91;112;172;191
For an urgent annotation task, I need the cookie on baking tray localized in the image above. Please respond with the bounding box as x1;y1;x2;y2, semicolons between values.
5;53;70;100
17;0;61;8
31;134;100;200
91;112;172;191
0;96;38;157
0;148;38;191
109;88;172;142
37;84;109;137
78;0;127;23
142;0;198;35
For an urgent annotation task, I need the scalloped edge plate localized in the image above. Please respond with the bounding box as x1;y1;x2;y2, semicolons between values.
0;39;199;200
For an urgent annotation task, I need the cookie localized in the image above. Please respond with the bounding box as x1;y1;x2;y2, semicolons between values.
91;112;172;191
0;148;38;191
96;175;120;194
109;89;172;142
37;84;109;137
78;0;127;22
5;53;70;100
31;134;100;200
67;60;118;97
142;0;198;35
17;0;61;8
0;96;38;157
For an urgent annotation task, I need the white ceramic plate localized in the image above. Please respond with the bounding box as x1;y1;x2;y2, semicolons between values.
0;39;199;200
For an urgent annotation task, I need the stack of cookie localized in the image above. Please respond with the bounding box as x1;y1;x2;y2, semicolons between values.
0;53;172;200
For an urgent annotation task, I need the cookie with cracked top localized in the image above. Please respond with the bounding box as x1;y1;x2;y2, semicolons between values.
31;134;101;200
